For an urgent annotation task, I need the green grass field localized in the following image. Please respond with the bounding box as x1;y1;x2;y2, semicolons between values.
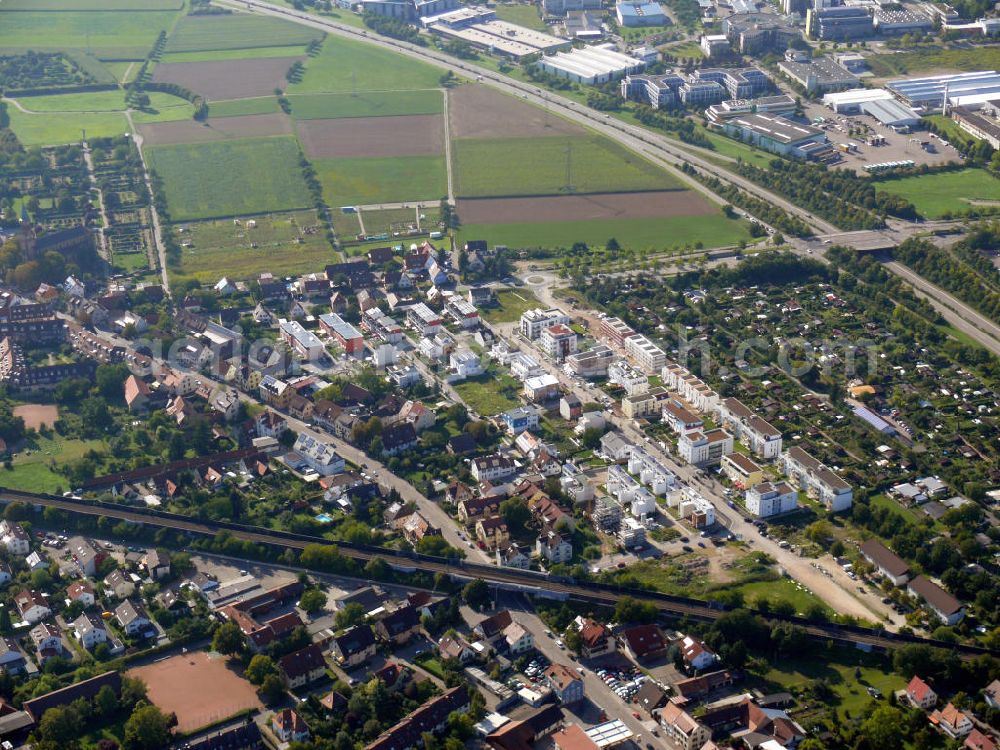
481;289;542;324
131;96;196;124
171;210;336;283
7;105;127;145
208;97;281;118
288;34;443;93
160;45;311;63
453;135;680;197
0;10;179;59
875;168;1000;218
288;89;442;120
738;578;832;617
147;136;312;221
13;89;187;113
314;155;447;206
357;207;422;235
4;435;104;494
663;40;705;59
458;213;750;250
164;14;324;53
1;0;181;8
696;126;775;169
868;45;1000;78
452;372;521;416
493;3;548;30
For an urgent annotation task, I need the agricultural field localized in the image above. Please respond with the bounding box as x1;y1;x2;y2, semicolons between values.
146;136;312;221
874;168;1000;218
6;105;127;146
0;10;180;59
452;135;682;197
449;83;584;139
297;115;443;158
163;13;324;54
313;155;448;207
137;113;293;146
161;45;311;63
287;34;443;93
457;213;750;251
172;210;335;283
151;56;302;100
0;0;182;9
287;90;443;120
207;97;281;118
12;89;187;114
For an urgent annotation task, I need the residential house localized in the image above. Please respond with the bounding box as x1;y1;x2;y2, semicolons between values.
930;703;972;739
279;644;328;688
473;610;513;645
115;600;153;638
14;590;50;624
458;496;502;525
330;625;377;668
560;394;583;421
72;613;108;650
577;618;614;659
0;638;26;675
497;543;532;570
536;527;572;565
124;375;151;413
381;422;418;456
659;703;711;750
30;622;64;663
679;635;718;672
273;709;310;743
984;679;1000;709
472;454;517;483
905;676;937;709
543;664;584;704
476;516;510;551
907;575;965;625
501;406;540;435
292;433;345;476
965;730;997;750
103;569;135;600
67;581;96;608
438;635;476;663
503;622;534;654
398;400;436;432
619;624;667;662
142;550;171;580
0;522;30;556
375;605;420;646
860;539;910;585
366;686;469;750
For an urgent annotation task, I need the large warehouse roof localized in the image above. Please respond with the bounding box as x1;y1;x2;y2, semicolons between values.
861;98;919;126
887;70;1000;107
541;45;643;81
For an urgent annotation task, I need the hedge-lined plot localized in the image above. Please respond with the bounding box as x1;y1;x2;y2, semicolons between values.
146;136;312;221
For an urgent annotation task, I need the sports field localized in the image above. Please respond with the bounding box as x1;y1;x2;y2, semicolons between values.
164;13;324;53
287;90;442;120
0;10;179;59
457;213;750;250
6;106;127;145
314;155;447;206
875;168;1000;218
288;34;443;93
4;435;104;494
453;135;680;197
173;210;336;283
147;136;312;221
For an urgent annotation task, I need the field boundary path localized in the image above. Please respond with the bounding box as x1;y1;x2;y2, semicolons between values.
125;110;172;296
81;140;110;261
443;87;455;204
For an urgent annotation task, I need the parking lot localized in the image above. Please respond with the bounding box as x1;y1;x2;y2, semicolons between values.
801;101;964;174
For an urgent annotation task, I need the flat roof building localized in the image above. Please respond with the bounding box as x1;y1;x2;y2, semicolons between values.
279;319;325;361
711;112;829;159
428;17;570;60
778;56;860;93
538;44;645;85
887;70;1000;108
616;0;668;26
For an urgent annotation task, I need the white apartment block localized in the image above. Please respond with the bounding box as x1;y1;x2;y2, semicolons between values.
445;297;480;329
618;516;646;548
566;344;614;378
509;352;543;381
670;486;716;528
624;334;667;374
520;308;570;340
627;447;677;496
678;428;733;466
661;363;720;414
662;399;704;435
407;303;442;336
539;323;579;362
608;360;648;396
745;481;798;518
719;398;782;459
606;464;656;517
781;446;853;512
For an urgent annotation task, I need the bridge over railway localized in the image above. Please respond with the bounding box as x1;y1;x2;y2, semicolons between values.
1;487;994;659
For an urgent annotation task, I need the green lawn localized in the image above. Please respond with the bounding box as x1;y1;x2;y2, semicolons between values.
875;168;1000;218
357;207;421;235
130;95;196;124
147;136;312;221
451;372;522;416
0;10;179;59
481;289;542;324
160;45;311;63
696;125;776;169
112;251;150;273
1;0;181;8
314;155;447;206
761;647;903;718
457;213;750;251
288;89;442;119
164;14;324;53
738;578;832;617
208;97;281;118
663;40;705;59
452;135;680;197
14;89;188;114
288;34;443;93
7;105;127;145
170;210;337;284
493;3;548;31
868;45;1000;78
4;435;104;494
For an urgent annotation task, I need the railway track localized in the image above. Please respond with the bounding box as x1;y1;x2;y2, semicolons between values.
2;487;994;659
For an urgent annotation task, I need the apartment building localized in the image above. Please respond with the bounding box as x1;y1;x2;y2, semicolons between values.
539;323;579;361
780;446;853;512
720;453;763;489
608;360;649;396
566;344;614;378
678;428;733;465
624;334;667;374
520;308;570;340
745;481;798;518
719;398;782;459
597;315;636;349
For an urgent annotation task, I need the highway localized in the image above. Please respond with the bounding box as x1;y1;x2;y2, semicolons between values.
3;486;995;659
